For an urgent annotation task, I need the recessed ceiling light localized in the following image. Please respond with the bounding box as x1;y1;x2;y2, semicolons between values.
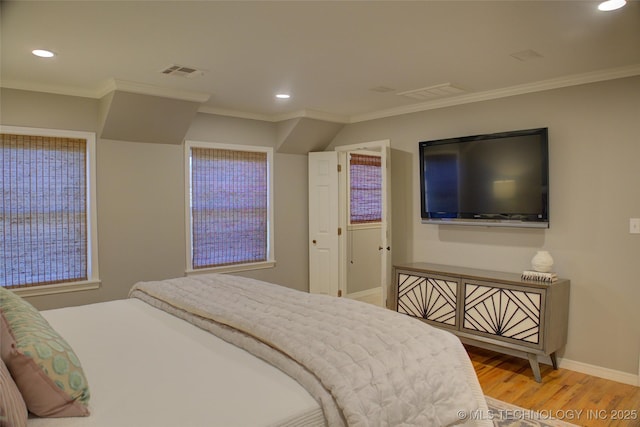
32;49;55;58
275;94;290;99
598;0;626;11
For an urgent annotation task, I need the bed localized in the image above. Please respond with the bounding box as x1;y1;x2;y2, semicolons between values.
1;273;491;427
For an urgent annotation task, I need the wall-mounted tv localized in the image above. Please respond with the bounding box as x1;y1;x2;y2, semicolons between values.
419;127;549;228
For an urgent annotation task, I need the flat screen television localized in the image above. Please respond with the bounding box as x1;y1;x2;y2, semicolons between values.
419;127;549;228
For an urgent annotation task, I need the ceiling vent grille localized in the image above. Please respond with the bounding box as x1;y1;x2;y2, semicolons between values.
369;86;396;93
509;49;544;62
160;64;204;78
397;83;466;101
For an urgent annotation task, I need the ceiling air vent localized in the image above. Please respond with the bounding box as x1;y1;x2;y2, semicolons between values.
159;64;204;78
509;49;544;62
369;86;396;93
397;83;466;101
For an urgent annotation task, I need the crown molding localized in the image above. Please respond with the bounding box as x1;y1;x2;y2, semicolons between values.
196;105;275;122
0;80;101;100
196;106;350;124
99;79;211;103
349;63;640;123
3;64;639;124
0;78;210;104
271;109;350;124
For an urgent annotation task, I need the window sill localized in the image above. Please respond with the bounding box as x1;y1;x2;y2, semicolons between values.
10;280;101;298
186;260;276;276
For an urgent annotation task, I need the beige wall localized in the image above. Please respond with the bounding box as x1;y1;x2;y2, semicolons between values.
1;89;310;310
3;76;639;376
329;76;640;375
347;227;382;294
185;113;310;291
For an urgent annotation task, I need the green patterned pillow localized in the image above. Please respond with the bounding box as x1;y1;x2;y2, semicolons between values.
0;287;90;417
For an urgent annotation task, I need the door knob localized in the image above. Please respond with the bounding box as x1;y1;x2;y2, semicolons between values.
312;240;317;245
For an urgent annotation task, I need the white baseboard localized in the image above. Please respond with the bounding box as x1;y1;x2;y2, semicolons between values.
557;358;639;387
345;287;382;305
468;341;639;386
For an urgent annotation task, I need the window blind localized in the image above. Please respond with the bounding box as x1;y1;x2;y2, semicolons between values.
349;153;382;224
190;147;268;269
1;133;88;288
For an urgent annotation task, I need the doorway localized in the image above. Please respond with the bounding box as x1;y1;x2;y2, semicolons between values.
308;140;390;306
342;150;384;306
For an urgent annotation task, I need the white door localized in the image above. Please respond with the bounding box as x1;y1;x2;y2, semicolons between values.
308;152;340;296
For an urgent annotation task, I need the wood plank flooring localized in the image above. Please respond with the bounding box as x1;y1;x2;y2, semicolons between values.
466;345;640;427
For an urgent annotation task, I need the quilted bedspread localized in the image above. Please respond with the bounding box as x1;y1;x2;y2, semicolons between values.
129;273;479;427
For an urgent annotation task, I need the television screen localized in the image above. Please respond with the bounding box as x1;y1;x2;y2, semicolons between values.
419;128;549;228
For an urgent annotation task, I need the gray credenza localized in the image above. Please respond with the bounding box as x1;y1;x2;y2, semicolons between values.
391;262;570;382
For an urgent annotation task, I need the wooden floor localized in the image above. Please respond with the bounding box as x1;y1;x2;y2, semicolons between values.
467;345;640;427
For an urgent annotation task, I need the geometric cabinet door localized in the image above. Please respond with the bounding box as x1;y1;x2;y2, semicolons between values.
397;273;458;327
463;283;542;346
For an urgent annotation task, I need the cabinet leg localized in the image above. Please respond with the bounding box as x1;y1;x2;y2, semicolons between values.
550;352;558;370
527;353;542;383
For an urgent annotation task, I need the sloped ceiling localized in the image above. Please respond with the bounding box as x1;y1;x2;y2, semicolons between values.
5;1;639;147
276;118;345;154
97;88;343;149
3;1;639;123
99;90;202;145
97;89;344;149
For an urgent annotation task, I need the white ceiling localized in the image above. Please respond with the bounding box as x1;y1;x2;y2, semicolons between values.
2;1;639;123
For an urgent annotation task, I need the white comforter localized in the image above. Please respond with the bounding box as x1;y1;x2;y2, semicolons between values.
130;273;482;427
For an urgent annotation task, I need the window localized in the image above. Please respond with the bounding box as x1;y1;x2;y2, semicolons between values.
185;141;274;273
0;126;99;295
349;153;382;224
